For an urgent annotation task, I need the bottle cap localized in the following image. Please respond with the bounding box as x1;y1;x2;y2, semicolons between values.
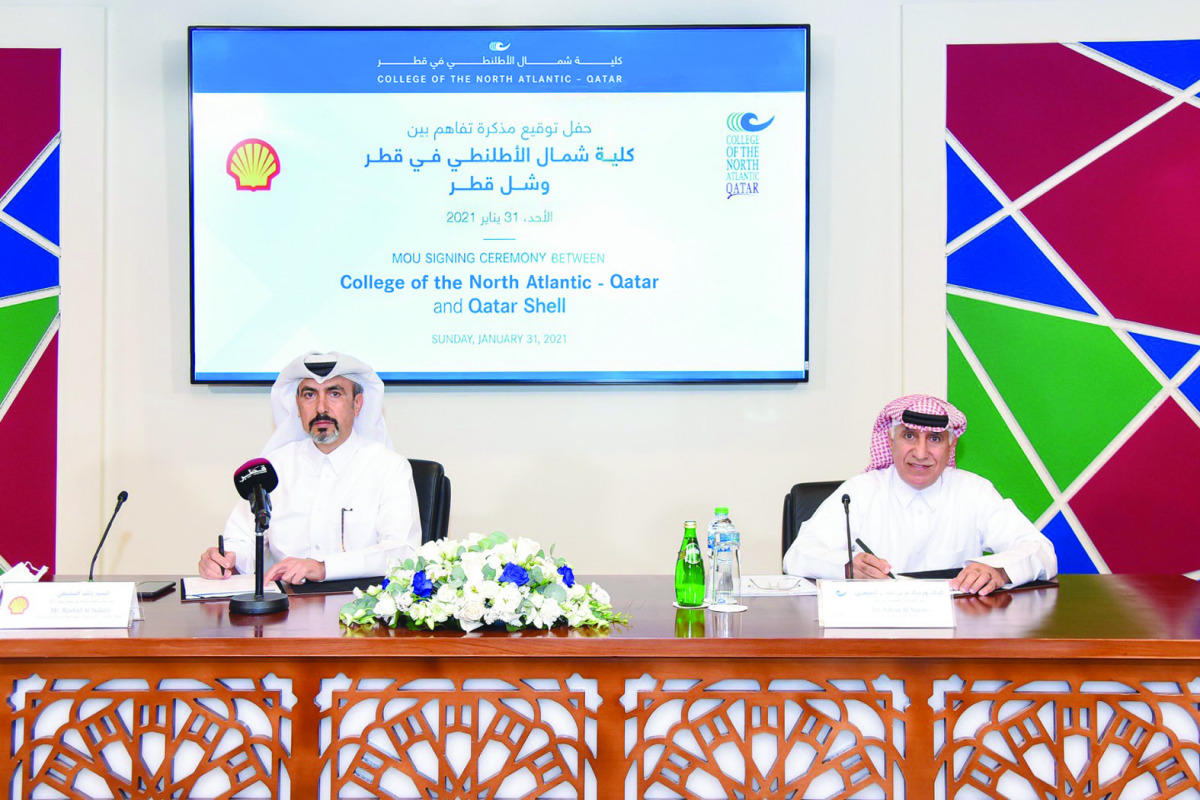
684;520;696;528
714;507;729;515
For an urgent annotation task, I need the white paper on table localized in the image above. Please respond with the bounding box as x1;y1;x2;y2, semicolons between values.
740;575;817;597
181;574;284;600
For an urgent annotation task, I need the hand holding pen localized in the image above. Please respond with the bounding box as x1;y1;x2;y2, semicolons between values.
853;538;896;579
197;536;236;580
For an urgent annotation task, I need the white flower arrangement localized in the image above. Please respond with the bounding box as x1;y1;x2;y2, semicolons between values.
338;531;627;632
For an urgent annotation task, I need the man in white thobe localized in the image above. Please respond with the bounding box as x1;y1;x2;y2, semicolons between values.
783;394;1057;596
197;351;421;583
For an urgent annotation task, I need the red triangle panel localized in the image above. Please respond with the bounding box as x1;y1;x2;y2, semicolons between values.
0;49;60;199
1024;104;1200;335
0;334;57;575
948;43;1169;200
1070;398;1200;574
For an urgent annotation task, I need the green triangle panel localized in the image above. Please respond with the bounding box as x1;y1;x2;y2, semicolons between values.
0;296;58;407
947;332;1054;521
948;294;1160;489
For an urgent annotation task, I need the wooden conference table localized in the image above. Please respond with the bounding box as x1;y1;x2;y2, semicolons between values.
1;574;1199;799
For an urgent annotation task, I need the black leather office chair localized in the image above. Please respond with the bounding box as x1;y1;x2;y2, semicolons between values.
781;480;843;559
408;459;451;543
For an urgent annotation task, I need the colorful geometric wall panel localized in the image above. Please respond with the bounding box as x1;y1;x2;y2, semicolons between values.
946;40;1200;577
1129;331;1200;380
0;49;59;202
1068;399;1200;574
0;296;58;402
946;43;1169;201
0;335;58;574
946;143;1003;242
948;293;1159;492
1179;368;1200;413
947;216;1094;314
5;145;59;244
0;220;58;297
1038;512;1099;575
1022;104;1200;337
1083;39;1200;91
0;48;61;575
947;332;1053;523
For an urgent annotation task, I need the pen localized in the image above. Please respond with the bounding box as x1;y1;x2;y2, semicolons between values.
854;538;896;579
218;534;226;576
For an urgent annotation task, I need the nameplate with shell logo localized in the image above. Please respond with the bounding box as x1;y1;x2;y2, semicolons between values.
0;581;137;629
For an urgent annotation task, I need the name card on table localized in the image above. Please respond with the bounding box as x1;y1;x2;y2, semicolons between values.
817;579;954;628
0;582;138;629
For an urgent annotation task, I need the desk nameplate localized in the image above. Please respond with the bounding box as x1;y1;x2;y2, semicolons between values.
0;581;137;629
817;578;954;628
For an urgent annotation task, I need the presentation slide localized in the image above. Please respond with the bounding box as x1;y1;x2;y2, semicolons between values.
189;26;809;383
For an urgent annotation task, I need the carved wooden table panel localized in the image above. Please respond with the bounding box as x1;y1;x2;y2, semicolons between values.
1;574;1198;799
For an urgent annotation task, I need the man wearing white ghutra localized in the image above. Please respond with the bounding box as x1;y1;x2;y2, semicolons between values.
198;351;421;584
784;394;1057;596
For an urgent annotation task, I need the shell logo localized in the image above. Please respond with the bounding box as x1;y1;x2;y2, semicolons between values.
7;596;29;615
226;138;281;191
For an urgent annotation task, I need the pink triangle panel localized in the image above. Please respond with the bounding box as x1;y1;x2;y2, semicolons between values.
0;334;58;576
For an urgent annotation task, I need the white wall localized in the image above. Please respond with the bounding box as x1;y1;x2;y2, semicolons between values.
6;0;918;578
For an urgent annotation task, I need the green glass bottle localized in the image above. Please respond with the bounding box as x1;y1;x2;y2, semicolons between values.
674;520;705;607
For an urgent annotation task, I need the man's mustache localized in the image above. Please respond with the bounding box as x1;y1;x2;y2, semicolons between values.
309;413;338;429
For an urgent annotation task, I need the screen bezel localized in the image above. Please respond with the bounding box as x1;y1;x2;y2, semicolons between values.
188;24;811;386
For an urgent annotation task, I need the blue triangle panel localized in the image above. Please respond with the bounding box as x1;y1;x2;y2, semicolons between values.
1129;331;1200;379
3;146;59;245
1084;39;1200;92
948;216;1096;314
1042;512;1098;574
1178;368;1200;415
0;223;59;298
947;142;1004;243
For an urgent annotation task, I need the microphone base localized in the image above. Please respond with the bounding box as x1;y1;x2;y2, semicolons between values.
229;592;290;615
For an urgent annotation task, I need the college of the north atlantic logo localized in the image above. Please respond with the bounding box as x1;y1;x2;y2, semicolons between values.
226;138;281;191
725;112;773;199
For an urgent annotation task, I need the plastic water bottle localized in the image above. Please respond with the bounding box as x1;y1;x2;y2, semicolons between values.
674;521;706;607
707;507;741;607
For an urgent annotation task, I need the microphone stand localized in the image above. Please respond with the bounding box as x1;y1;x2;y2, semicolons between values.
229;488;289;615
89;491;128;581
842;494;854;579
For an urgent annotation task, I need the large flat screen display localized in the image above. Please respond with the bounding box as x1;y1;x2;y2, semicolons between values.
189;26;810;383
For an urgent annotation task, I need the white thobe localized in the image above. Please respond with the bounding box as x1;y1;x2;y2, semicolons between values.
783;466;1057;585
222;431;422;580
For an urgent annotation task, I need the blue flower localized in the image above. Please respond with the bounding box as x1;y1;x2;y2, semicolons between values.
557;565;575;588
412;570;432;599
381;577;390;590
499;562;530;587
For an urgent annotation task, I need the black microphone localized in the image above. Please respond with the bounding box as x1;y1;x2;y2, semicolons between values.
89;490;128;581
841;494;853;579
234;458;278;532
230;458;289;615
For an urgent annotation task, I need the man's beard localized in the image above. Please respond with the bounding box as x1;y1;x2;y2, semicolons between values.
308;414;341;445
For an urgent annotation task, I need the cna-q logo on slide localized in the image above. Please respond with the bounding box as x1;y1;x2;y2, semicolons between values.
226;138;281;191
724;112;772;200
